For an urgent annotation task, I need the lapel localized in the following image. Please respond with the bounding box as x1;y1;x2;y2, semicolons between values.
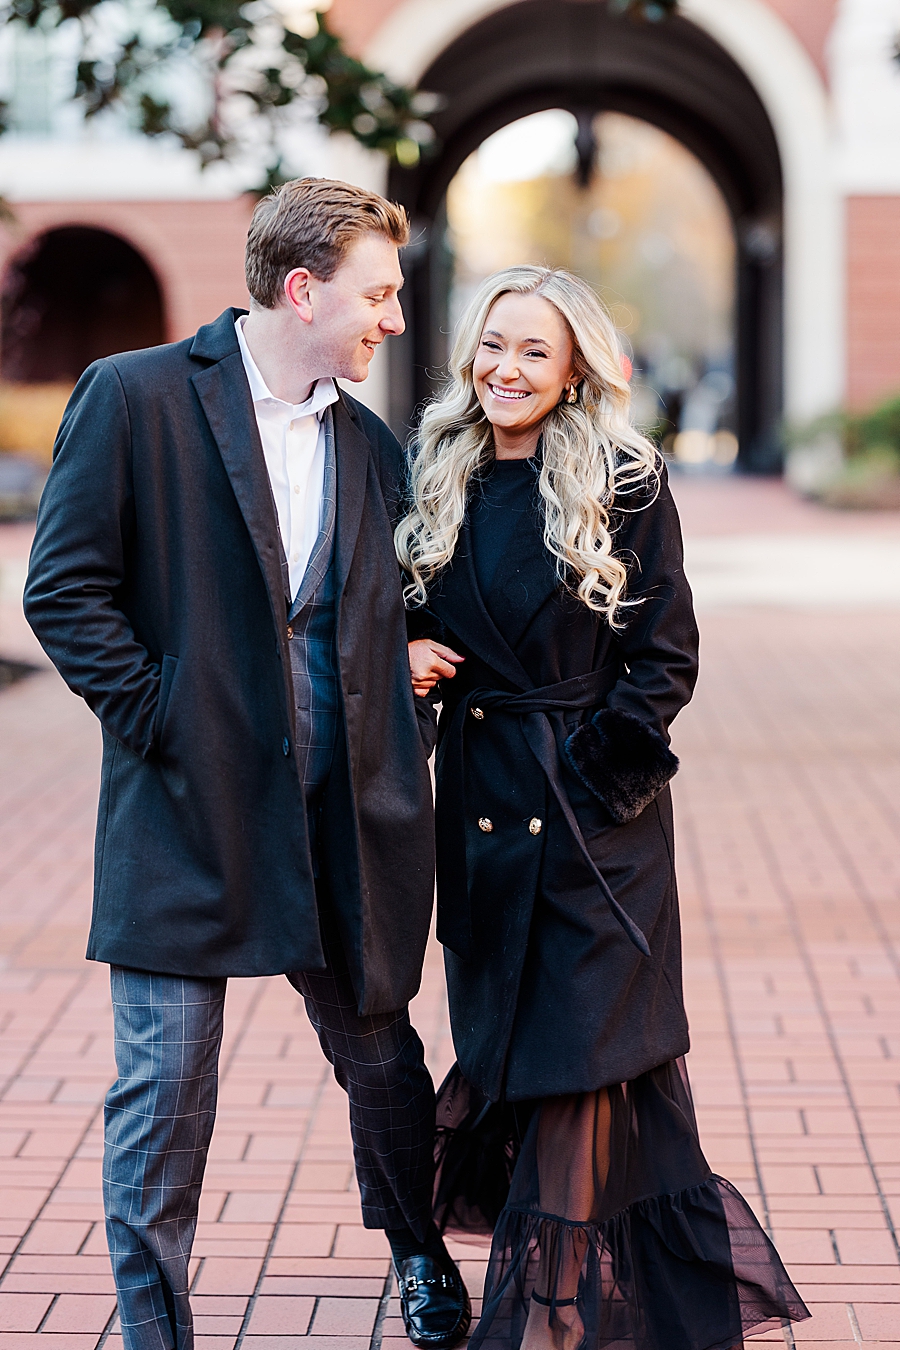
289;406;337;617
191;348;287;621
189;310;294;726
487;490;560;650
331;393;371;599
430;518;533;692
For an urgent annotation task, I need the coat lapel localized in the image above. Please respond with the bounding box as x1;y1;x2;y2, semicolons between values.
430;518;533;692
332;394;371;598
289;406;337;616
190;338;296;737
487;493;560;650
191;351;287;619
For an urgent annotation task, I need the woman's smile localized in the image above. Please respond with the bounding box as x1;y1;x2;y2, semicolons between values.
472;292;577;457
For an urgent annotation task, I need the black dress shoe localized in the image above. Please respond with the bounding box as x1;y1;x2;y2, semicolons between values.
394;1253;472;1349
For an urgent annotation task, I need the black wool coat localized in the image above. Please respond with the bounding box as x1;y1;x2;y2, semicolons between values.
24;309;436;1014
425;468;700;1101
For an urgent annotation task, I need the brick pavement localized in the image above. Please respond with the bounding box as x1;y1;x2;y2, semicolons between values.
0;477;898;1346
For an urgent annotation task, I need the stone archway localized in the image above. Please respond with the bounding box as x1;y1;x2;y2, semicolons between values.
1;225;166;383
386;0;788;470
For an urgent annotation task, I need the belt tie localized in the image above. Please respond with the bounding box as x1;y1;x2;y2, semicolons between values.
440;667;650;958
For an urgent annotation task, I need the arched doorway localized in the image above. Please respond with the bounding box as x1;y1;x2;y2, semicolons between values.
1;226;166;383
445;108;739;468
388;0;783;472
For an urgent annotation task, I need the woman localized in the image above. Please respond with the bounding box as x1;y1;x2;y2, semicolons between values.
395;266;809;1350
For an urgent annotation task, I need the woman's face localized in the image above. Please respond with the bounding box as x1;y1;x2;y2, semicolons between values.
472;292;576;437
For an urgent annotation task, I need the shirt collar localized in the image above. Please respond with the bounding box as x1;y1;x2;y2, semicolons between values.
235;315;338;420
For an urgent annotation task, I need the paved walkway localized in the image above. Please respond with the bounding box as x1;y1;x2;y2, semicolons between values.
0;477;898;1347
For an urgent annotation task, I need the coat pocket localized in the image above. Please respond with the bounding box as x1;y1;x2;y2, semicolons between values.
154;653;179;754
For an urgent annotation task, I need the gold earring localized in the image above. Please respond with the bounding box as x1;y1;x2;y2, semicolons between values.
565;383;578;404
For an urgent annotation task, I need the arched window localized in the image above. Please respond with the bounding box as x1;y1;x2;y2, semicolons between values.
1;225;166;384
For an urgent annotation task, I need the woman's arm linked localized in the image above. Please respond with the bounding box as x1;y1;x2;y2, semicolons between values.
408;639;465;698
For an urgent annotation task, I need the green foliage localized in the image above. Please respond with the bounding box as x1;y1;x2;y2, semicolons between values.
283;20;438;163
2;2;439;182
0;0;679;187
789;393;900;470
845;394;900;463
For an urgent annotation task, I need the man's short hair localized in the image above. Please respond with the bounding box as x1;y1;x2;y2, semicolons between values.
245;177;410;308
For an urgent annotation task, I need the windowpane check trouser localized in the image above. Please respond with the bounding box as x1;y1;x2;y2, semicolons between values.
103;921;436;1350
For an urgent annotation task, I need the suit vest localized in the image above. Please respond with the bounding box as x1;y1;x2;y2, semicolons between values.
284;406;339;802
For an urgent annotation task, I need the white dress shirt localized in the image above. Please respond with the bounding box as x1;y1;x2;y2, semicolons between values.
235;316;339;600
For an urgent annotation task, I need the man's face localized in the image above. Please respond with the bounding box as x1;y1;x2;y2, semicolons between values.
303;232;405;381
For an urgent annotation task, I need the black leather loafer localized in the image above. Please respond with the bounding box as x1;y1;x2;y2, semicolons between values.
394;1253;472;1349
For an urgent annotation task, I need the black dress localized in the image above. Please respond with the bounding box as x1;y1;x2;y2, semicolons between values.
428;457;809;1350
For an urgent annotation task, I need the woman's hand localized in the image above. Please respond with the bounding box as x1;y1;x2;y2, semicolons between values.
408;639;465;698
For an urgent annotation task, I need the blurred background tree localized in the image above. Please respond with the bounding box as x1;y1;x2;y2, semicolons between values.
0;2;439;185
0;0;677;187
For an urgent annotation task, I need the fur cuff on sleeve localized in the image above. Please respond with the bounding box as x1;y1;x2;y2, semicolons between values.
564;707;679;824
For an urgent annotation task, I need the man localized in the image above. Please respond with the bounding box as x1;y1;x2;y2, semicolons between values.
24;178;469;1350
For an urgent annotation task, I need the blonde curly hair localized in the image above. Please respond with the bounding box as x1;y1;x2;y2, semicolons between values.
394;264;659;623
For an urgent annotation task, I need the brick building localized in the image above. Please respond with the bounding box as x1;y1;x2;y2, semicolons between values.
0;0;897;464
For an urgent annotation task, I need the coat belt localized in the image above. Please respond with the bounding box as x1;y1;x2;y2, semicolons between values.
438;666;651;959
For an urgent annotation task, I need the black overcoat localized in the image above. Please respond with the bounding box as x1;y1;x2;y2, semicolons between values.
24;308;436;1014
425;469;699;1101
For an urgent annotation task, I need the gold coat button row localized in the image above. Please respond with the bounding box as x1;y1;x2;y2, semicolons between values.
529;817;542;835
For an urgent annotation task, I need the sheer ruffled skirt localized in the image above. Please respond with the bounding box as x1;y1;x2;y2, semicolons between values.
434;1060;809;1350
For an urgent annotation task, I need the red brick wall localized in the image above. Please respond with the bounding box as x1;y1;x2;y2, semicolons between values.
846;197;900;410
0;198;255;348
328;0;402;56
761;0;837;82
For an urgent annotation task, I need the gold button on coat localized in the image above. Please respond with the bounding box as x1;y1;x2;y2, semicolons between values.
529;817;543;835
286;626;294;639
478;817;493;833
471;707;484;720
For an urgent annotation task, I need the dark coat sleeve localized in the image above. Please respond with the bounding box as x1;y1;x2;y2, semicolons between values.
342;393;439;756
564;465;699;823
346;394;405;528
23;359;162;759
